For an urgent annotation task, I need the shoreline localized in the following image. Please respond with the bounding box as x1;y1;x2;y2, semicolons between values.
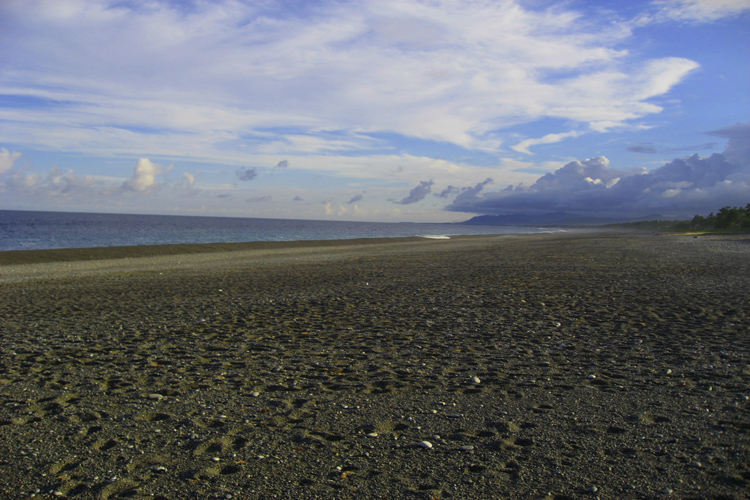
1;232;749;499
0;232;603;285
0;233;527;266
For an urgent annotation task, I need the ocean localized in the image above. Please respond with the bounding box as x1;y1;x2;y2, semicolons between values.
0;210;555;252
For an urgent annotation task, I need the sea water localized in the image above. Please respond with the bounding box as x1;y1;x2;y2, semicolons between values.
0;210;554;251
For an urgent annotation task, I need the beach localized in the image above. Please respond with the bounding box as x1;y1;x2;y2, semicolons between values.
1;232;749;499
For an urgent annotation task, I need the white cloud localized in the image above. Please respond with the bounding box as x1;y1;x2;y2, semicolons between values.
0;0;702;164
5;170;42;190
512;131;583;155
649;0;750;23
324;201;349;217
0;148;22;175
121;158;166;193
47;166;103;195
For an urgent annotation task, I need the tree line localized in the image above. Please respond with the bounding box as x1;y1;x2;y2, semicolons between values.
608;204;750;232
686;204;750;230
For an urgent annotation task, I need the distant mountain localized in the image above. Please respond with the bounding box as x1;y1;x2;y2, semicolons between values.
458;211;669;226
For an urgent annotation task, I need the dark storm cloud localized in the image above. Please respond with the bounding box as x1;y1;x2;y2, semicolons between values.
671;142;719;152
437;186;460;198
447;123;750;218
398;180;434;204
628;142;719;154
236;167;258;181
347;193;364;204
627;143;659;154
452;178;493;205
245;195;271;203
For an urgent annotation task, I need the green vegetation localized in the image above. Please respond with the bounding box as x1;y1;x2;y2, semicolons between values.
686;204;750;231
606;203;750;233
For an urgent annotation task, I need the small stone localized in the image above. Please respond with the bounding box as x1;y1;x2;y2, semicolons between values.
250;391;260;397
470;376;481;384
211;457;220;462
459;445;475;451
586;374;597;379
366;433;378;438
148;393;164;400
588;485;598;493
419;441;433;449
448;413;463;418
153;466;168;473
663;487;673;495
665;369;672;375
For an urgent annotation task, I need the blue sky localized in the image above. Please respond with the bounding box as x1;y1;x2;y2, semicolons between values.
1;0;748;222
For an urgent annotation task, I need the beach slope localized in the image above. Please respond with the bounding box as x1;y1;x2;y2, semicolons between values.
1;233;749;499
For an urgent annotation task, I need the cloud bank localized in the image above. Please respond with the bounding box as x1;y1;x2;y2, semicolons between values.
0;155;187;200
447;122;750;218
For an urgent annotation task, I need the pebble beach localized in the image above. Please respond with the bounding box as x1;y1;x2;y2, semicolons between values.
1;232;749;499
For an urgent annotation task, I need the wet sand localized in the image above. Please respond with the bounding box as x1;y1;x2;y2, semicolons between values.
1;232;749;499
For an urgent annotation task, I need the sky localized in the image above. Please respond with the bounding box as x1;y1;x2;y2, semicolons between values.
1;0;749;223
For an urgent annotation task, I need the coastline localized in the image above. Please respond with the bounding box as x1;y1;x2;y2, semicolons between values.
0;234;493;266
1;232;749;499
0;234;522;284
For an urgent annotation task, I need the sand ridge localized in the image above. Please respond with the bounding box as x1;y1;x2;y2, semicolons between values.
0;232;749;499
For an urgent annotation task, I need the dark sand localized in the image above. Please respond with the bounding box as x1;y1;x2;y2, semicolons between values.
1;232;749;500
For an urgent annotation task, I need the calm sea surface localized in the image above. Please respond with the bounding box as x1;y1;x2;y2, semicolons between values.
0;210;555;251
